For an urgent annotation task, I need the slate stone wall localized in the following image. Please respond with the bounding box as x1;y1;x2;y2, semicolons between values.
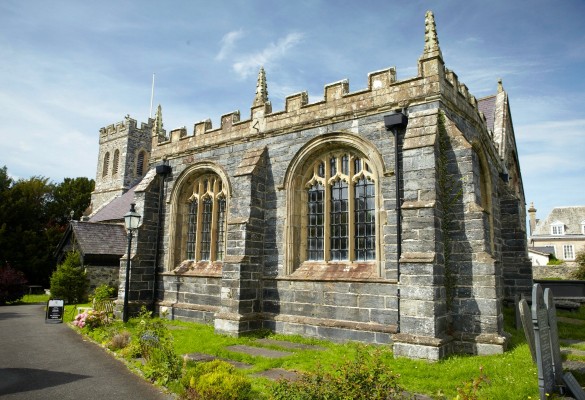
116;43;530;359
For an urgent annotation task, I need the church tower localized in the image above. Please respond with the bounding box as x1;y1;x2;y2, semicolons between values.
90;114;156;213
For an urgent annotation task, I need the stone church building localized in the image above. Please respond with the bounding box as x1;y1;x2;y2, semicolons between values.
89;11;532;360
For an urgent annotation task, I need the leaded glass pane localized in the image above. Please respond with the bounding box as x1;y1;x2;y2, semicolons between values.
354;157;361;173
330;180;348;260
355;177;375;261
186;200;198;259
307;183;324;260
200;198;212;260
215;198;226;261
318;162;325;178
330;157;337;175
341;154;349;175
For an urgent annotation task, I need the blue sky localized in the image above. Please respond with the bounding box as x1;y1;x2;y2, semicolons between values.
0;0;584;221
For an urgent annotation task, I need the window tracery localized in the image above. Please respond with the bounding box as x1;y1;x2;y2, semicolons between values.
303;151;376;262
184;175;227;262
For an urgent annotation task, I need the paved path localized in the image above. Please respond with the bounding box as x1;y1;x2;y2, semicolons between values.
0;304;173;400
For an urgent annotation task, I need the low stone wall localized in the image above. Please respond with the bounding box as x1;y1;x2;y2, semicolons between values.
532;264;575;280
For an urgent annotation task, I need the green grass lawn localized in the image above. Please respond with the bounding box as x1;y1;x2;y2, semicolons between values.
56;302;585;399
19;293;50;304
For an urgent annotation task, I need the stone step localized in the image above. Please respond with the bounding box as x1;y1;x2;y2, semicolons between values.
225;344;291;359
254;368;299;381
255;338;325;351
182;352;252;369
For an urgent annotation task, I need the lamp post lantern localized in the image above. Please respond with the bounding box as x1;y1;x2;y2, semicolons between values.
122;203;141;323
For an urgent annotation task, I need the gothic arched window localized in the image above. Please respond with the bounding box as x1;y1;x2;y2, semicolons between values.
185;175;227;262
304;151;376;262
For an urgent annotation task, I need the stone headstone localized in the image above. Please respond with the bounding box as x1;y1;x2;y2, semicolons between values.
544;288;563;387
563;372;585;400
519;298;536;362
514;294;522;330
532;283;555;398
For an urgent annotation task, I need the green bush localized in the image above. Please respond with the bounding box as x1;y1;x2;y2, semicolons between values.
572;251;585;280
547;254;564;266
269;345;404;400
130;307;182;385
49;251;89;304
91;284;117;302
0;264;27;305
181;360;253;400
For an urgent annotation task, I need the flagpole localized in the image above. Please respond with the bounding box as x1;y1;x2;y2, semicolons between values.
149;73;155;119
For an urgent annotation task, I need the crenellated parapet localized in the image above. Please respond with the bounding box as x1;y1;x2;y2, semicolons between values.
99;116;153;144
148;65;410;162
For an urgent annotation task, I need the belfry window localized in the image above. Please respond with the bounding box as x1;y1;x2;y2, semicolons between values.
112;149;120;175
185;175;227;262
136;150;147;176
102;152;110;177
304;152;376;262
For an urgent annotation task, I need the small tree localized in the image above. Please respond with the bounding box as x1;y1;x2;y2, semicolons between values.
572;251;585;280
0;263;27;305
49;251;89;304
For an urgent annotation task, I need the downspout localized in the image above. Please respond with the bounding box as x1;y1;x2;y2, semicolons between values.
152;161;172;312
384;111;408;330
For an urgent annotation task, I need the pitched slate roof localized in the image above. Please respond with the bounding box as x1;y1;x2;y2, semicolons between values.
478;95;496;133
529;246;556;256
533;206;585;236
70;221;127;256
89;185;136;223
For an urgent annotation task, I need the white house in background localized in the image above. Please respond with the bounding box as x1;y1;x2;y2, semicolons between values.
528;246;553;266
528;203;585;265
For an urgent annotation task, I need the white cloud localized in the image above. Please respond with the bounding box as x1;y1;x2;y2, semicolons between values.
232;32;304;79
216;29;245;61
517;119;585;144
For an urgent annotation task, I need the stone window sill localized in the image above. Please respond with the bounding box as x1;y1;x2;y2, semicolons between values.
289;261;381;281
167;260;222;277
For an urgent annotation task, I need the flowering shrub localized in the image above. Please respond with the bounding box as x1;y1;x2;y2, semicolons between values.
72;311;88;328
72;310;107;330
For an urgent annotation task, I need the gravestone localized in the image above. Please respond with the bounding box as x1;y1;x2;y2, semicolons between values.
531;284;555;398
544;288;563;387
522;283;585;400
563;372;585;400
514;294;522;330
519;298;536;362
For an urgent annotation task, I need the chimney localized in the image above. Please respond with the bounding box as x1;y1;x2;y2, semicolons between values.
528;202;537;236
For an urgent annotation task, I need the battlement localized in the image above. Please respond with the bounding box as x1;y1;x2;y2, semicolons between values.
149;66;408;159
148;60;491;163
99;116;153;143
143;9;490;163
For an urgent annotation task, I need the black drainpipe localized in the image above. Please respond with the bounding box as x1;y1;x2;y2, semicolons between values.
152;162;172;312
384;111;408;329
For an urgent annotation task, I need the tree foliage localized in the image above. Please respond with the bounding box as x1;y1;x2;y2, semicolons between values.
49;251;89;303
0;263;28;305
0;165;95;287
572;251;585;280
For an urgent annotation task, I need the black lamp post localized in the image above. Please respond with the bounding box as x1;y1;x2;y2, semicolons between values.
122;203;141;323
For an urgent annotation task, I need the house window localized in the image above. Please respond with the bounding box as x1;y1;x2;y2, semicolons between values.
112;149;120;175
185;175;227;262
102;152;110;177
551;223;565;236
563;245;575;260
303;151;376;262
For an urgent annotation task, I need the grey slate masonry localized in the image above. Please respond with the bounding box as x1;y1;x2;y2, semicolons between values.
95;11;532;361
